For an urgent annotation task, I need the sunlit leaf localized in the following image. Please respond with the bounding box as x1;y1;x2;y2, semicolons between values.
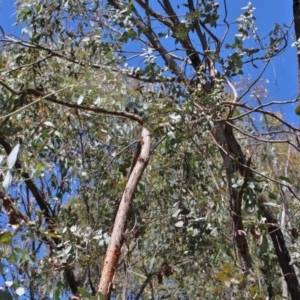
5;281;13;287
44;121;55;127
16;287;25;296
2;171;12;191
264;202;280;208
7;144;20;169
174;221;184;228
77;94;84;105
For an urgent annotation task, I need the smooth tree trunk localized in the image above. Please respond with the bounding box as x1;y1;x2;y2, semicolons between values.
97;127;151;298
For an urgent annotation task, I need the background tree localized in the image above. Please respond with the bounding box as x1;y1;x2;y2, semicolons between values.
0;0;300;299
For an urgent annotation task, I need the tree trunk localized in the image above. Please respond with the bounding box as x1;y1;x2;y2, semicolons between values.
97;127;151;298
212;122;300;299
212;121;252;271
259;203;300;299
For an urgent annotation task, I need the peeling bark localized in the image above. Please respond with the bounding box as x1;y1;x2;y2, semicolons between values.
97;127;151;298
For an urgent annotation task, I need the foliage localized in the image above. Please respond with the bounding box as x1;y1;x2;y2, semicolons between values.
0;0;299;299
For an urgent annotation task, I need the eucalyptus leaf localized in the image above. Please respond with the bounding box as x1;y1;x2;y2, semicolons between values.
2;170;12;191
7;144;20;169
44;121;55;127
175;220;184;228
78;287;91;298
0;231;13;244
77;94;84;105
4;281;13;287
16;287;25;296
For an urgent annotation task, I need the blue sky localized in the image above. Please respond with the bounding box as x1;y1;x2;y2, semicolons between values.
0;1;17;33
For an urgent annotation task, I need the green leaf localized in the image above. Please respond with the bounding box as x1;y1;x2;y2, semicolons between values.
278;176;292;184
78;287;91;298
259;234;269;255
98;293;107;300
0;231;13;244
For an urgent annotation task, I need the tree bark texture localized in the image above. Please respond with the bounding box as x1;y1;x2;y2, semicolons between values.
212;121;252;271
212;122;300;298
97;127;151;298
259;203;300;299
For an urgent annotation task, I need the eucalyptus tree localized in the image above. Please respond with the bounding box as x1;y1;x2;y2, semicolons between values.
0;0;300;299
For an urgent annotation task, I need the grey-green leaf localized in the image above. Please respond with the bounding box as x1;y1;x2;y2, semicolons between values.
7;144;20;169
2;171;12;191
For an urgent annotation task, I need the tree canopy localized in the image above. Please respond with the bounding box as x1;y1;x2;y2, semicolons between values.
1;0;300;299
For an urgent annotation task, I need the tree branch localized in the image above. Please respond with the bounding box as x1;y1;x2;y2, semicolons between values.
0;82;145;125
108;0;189;83
0;137;52;220
259;202;300;299
158;0;202;70
212;121;252;271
